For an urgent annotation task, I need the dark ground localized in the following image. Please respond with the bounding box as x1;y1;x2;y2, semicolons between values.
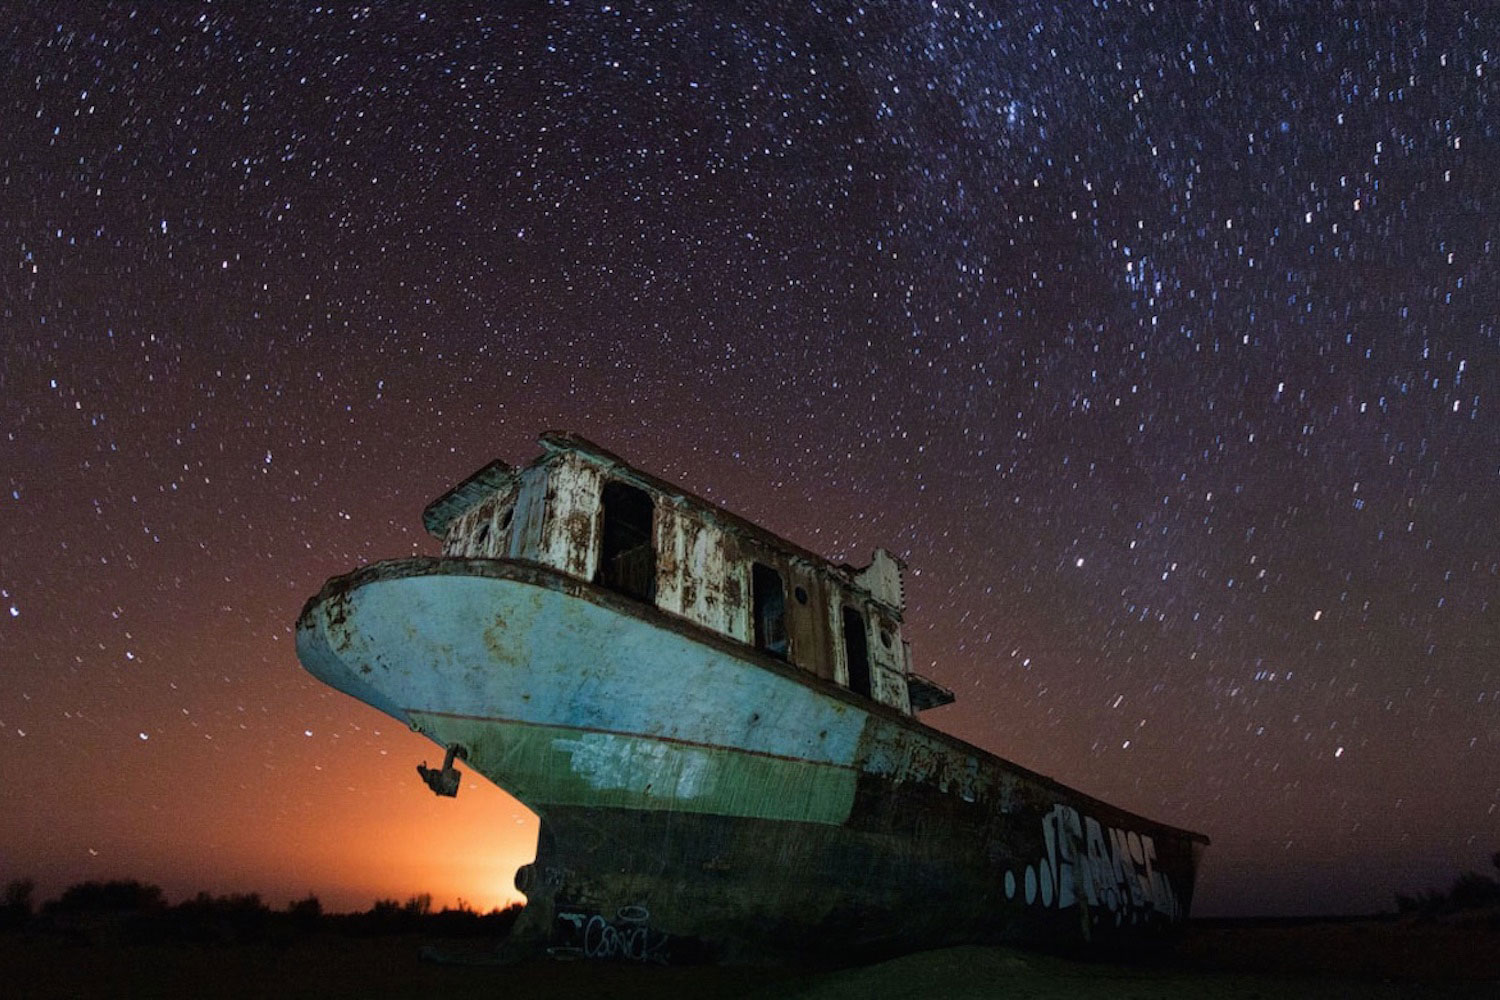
3;915;1497;999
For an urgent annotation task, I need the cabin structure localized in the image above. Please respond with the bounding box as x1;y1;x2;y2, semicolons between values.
421;433;955;717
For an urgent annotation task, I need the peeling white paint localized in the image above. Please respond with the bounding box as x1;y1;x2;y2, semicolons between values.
552;732;713;799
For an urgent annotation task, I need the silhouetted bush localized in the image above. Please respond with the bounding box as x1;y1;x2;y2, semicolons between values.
9;877;523;945
168;891;274;944
1396;852;1500;916
44;880;167;916
1447;870;1500;911
1;879;35;930
361;896;413;935
38;880;169;944
428;901;524;938
286;893;322;933
334;895;523;938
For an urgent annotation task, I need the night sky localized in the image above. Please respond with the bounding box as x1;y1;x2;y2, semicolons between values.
4;2;1497;919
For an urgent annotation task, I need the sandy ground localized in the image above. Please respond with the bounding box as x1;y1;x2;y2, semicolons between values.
3;917;1496;999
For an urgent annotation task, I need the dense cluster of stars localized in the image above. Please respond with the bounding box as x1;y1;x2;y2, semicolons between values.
3;3;1496;916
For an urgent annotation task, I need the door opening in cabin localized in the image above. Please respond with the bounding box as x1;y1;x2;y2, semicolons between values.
752;563;789;659
842;606;871;697
597;481;656;602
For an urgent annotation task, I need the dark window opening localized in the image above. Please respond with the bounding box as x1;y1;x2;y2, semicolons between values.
752;563;789;659
597;481;656;602
473;503;514;557
842;606;872;698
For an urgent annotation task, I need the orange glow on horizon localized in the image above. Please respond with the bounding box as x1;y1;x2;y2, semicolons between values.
213;724;545;915
273;748;542;914
6;636;544;915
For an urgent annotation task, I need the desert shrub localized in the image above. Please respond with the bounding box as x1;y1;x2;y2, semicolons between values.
1;879;35;930
44;880;166;916
1396;852;1500;915
38;880;169;944
1446;870;1500;911
168;891;273;943
337;896;523;937
286;893;322;932
26;879;523;944
346;896;420;935
426;900;524;937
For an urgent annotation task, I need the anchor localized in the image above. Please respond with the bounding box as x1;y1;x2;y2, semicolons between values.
417;743;468;797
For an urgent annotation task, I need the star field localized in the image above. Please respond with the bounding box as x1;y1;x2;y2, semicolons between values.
3;2;1497;916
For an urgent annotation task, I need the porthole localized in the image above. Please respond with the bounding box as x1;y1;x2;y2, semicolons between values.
879;629;893;649
794;586;809;605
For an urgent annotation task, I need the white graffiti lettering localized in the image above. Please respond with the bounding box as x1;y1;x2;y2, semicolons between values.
555;904;668;963
1030;804;1181;922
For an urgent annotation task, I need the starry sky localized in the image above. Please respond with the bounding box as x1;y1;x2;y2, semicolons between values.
4;2;1497;919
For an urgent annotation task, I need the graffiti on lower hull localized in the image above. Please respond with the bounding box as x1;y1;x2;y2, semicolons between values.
552;904;668;963
1011;804;1181;923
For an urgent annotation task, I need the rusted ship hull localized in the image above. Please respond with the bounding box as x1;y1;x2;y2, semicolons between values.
296;556;1205;962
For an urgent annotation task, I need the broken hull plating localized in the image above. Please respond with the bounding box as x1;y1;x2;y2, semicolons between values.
296;558;1205;961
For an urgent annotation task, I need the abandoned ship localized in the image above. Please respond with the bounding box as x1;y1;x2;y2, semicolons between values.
295;433;1208;962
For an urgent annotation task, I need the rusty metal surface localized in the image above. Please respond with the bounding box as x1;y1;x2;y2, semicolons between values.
442;486;518;558
541;453;602;580
500;742;1200;961
533;431;906;615
297;433;1209;962
506;794;1199;962
299;555;1206;963
785;559;836;682
431;438;916;713
655;503;739;638
298;556;1209;845
490;690;1201;959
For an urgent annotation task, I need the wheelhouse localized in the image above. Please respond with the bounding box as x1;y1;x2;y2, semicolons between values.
424;433;955;717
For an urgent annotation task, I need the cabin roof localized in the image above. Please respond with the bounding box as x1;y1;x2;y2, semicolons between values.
421;459;517;538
